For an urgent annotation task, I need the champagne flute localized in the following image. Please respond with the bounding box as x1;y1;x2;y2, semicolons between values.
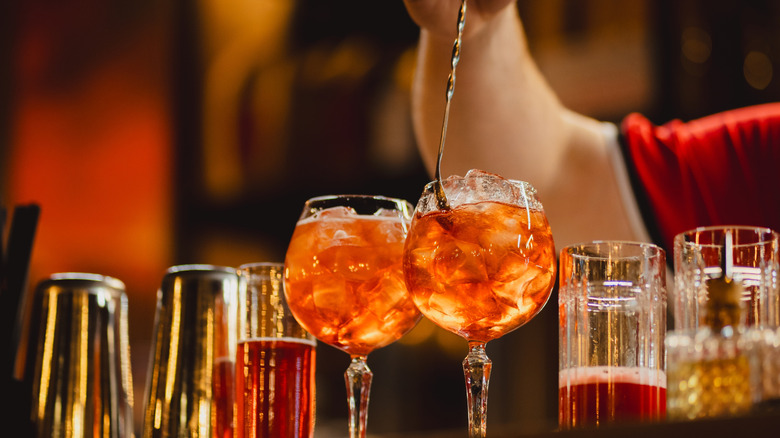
283;194;421;438
403;169;557;437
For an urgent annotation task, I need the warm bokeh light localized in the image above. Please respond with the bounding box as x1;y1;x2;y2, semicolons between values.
199;0;295;200
682;27;712;65
744;50;773;90
10;70;173;284
6;0;174;429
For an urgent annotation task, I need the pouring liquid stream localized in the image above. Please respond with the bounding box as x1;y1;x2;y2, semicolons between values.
434;0;468;211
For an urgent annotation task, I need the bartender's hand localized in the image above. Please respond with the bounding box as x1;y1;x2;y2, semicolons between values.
403;0;638;249
403;0;516;40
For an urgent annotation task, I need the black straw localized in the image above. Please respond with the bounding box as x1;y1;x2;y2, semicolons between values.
0;204;40;435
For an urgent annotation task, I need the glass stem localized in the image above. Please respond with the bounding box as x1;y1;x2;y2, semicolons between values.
463;341;491;438
345;355;372;438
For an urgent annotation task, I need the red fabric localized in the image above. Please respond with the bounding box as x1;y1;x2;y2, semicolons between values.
621;103;780;252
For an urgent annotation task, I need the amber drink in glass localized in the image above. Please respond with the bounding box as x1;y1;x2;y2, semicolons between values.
284;195;421;438
236;263;316;438
403;170;557;437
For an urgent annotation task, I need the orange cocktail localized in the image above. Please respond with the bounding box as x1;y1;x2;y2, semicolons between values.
284;195;420;438
404;199;555;342
403;169;556;437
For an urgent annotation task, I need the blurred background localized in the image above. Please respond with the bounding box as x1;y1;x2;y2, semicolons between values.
3;0;780;436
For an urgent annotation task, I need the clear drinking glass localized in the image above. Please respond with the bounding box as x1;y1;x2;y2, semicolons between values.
403;170;557;437
283;195;421;438
558;241;667;428
669;226;780;417
673;225;780;330
236;263;316;438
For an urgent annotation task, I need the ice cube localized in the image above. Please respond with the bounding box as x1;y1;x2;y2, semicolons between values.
488;250;529;284
380;307;404;332
466;287;503;320
374;208;403;218
317;244;379;282
440;174;468;207
457;168;539;208
479;226;525;261
492;264;553;313
517;295;541;319
523;266;555;299
490;280;521;309
359;270;407;319
286;282;314;315
433;239;488;285
315;206;357;219
464;168;498;180
311;275;354;323
340;314;385;349
425;291;462;322
371;216;408;245
407;246;437;272
314;217;366;250
464;169;509;203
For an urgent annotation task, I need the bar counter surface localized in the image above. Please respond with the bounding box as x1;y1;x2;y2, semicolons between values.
380;410;780;438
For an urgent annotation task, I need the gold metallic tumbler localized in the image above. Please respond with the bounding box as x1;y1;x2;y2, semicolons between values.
30;273;135;438
142;265;239;438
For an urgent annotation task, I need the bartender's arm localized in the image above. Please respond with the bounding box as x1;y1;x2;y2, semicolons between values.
404;0;643;248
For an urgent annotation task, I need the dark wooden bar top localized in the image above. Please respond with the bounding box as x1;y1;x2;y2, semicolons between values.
380;410;780;438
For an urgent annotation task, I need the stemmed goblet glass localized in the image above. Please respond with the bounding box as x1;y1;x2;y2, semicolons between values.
403;169;557;437
283;195;421;438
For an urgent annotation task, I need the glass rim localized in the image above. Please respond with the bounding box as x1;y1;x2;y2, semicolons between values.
238;262;284;271
305;193;410;204
165;264;236;275
561;240;665;261
40;272;126;296
238;262;285;281
300;194;413;220
674;225;779;247
422;175;535;191
417;174;541;215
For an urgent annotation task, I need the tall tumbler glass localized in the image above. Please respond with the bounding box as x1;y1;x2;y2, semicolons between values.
236;263;316;438
559;242;667;429
672;226;780;409
673;226;779;330
29;273;135;438
143;265;239;438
